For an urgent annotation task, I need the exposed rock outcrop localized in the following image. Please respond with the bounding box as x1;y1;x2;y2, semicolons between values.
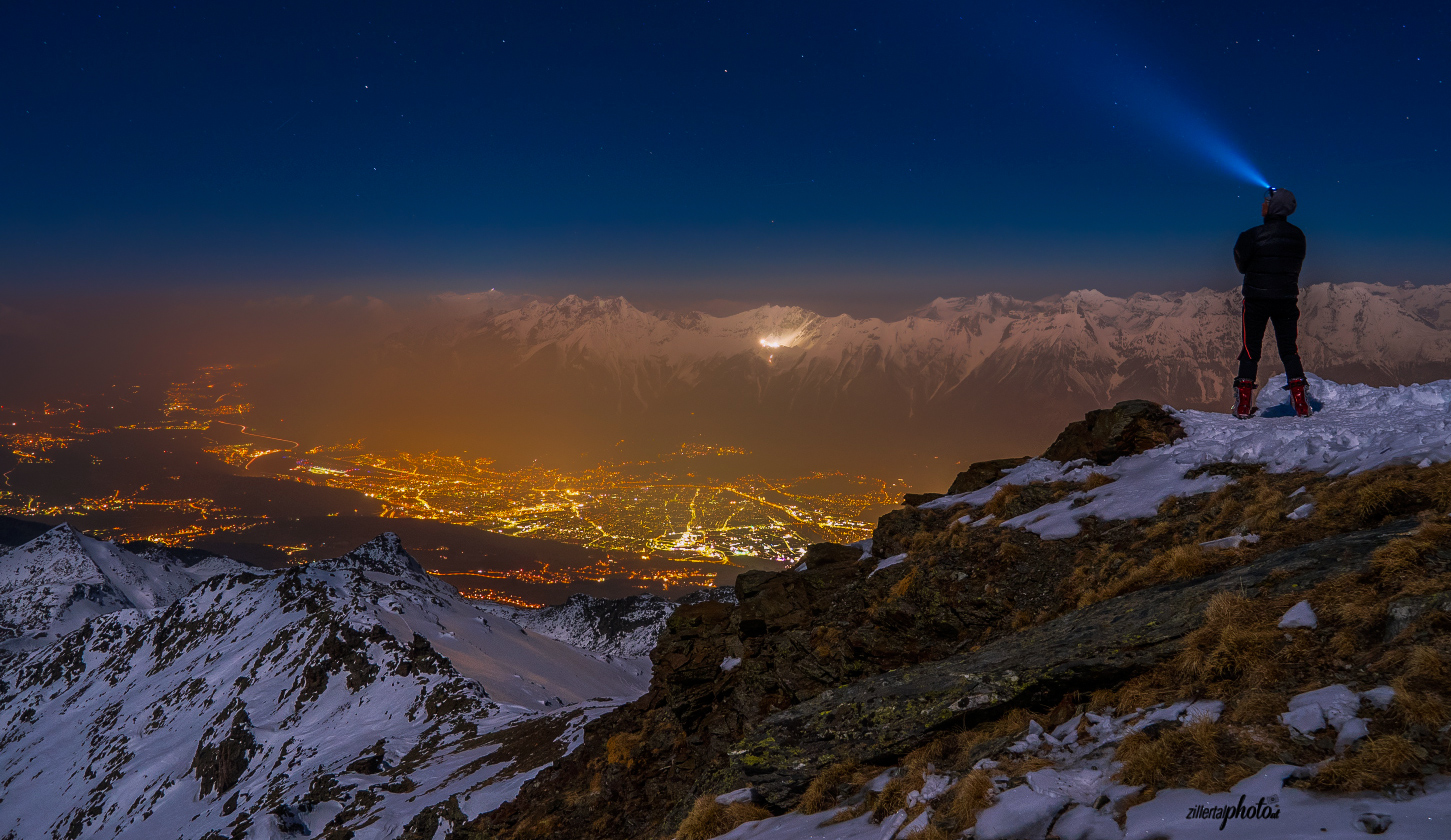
1041;399;1185;465
733;519;1418;807
947;457;1034;495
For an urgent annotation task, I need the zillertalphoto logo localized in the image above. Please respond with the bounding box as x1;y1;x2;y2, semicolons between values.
1185;794;1281;830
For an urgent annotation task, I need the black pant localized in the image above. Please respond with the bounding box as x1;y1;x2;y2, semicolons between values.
1237;298;1304;382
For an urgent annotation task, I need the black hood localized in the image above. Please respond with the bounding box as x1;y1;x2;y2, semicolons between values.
1265;188;1297;216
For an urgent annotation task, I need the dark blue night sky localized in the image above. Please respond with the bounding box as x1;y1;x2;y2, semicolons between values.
3;2;1446;307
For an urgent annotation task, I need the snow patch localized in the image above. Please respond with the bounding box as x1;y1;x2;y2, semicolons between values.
1360;685;1396;710
1199;534;1260;550
716;787;759;805
1125;766;1451;839
872;553;907;575
1278;600;1318;629
975;785;1069;840
897;807;933;837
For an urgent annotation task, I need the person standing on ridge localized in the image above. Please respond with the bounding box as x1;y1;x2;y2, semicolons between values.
1231;187;1311;418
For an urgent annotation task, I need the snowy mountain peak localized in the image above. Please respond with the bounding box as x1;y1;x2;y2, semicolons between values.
0;523;254;645
0;522;106;589
310;531;429;579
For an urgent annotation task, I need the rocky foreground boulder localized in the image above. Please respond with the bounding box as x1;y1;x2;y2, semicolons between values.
1041;398;1185;466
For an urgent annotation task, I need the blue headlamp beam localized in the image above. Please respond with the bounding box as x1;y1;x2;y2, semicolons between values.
986;4;1271;189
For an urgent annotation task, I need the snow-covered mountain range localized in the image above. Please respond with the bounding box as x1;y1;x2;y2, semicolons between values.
382;282;1451;477
427;282;1451;412
0;528;650;839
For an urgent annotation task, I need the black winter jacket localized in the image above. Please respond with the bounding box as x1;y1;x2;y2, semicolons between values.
1234;215;1306;299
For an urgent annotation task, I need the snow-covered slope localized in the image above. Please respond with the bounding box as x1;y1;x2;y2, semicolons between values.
0;523;252;647
0;533;650;840
309;534;649;709
484;593;679;661
485;589;740;661
922;375;1451;539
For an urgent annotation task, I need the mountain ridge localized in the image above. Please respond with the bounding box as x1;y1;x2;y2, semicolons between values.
0;526;652;839
378;282;1451;481
429;283;1451;409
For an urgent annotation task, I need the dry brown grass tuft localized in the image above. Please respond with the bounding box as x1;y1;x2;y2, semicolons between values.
890;568;919;600
1352;481;1422;526
798;761;860;814
1076;544;1239;609
1174;592;1284;684
984;707;1031;739
1164;544;1214;577
1084;472;1117;491
604;732;642;768
1115;731;1176;787
1191;473;1301;544
1117;719;1270;793
983;485;1022;518
1317;473;1441;529
907;736;961;773
1309;736;1426;791
872;771;923;821
1371;538;1426;579
675;796;773;840
1414;519;1451;543
1402;645;1449;686
941;769;994;829
980;481;1080;520
1391;678;1450;727
1111;677;1181;714
1226;689;1289;725
999;755;1055;775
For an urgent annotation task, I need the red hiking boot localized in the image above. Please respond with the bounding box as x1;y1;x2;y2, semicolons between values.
1286;378;1312;417
1232;378;1256;419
